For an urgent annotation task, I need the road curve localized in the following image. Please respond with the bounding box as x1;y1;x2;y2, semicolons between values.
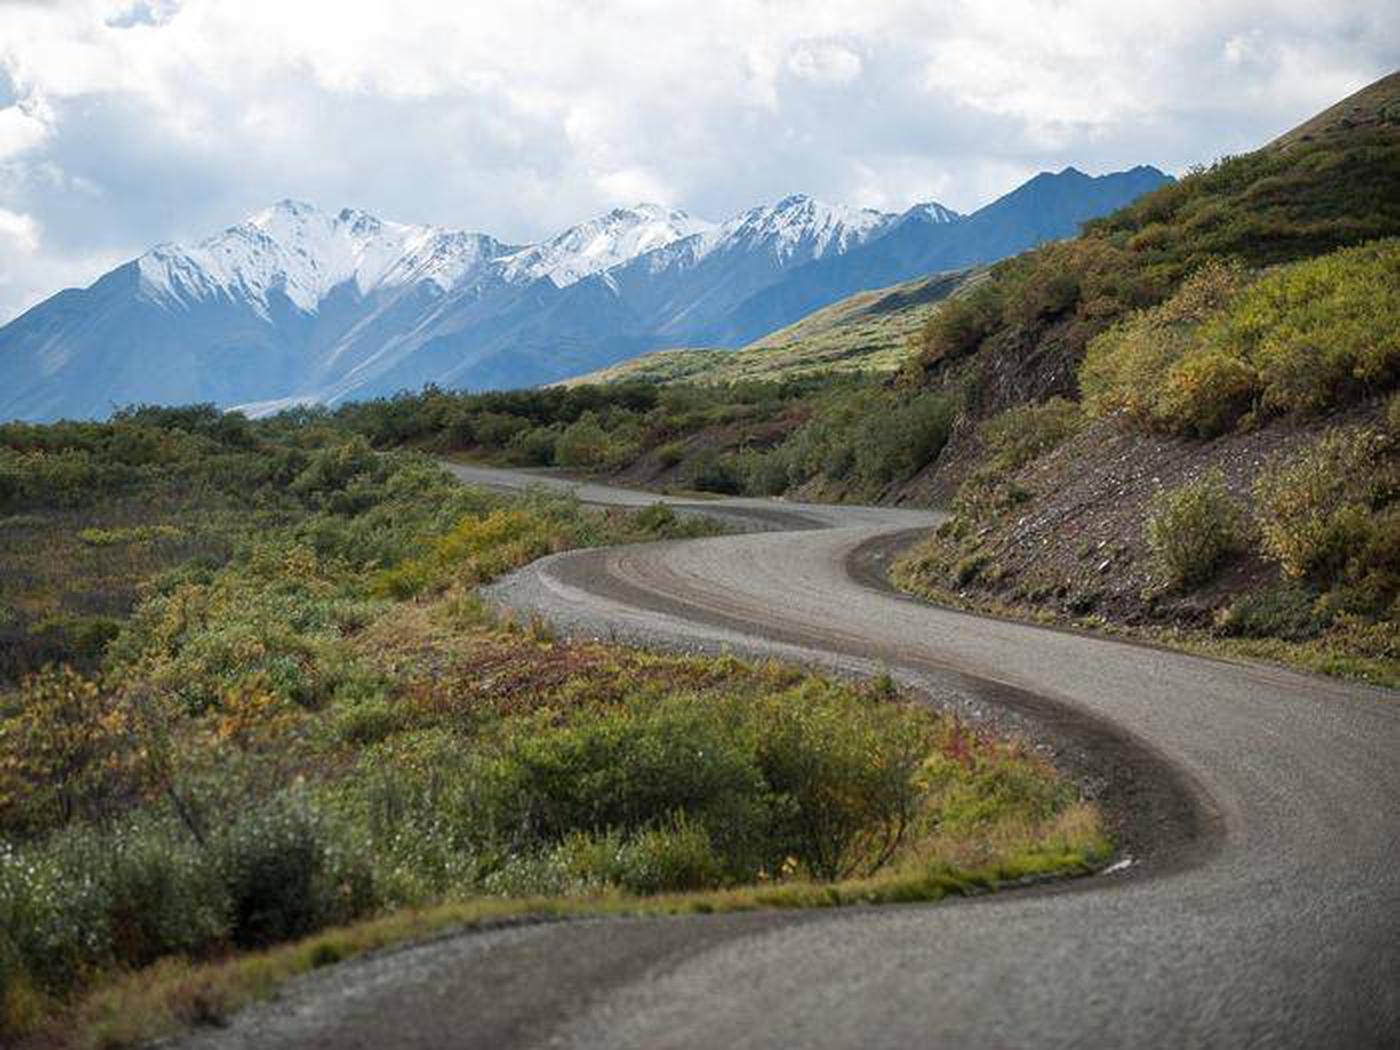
184;464;1400;1050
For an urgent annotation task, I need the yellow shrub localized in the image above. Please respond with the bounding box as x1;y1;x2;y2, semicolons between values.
373;509;564;598
1253;429;1390;580
1157;351;1259;437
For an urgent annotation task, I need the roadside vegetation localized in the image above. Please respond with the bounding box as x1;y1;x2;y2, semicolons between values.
0;407;1104;1047
336;375;959;503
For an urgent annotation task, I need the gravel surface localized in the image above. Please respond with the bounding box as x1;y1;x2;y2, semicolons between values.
177;464;1400;1050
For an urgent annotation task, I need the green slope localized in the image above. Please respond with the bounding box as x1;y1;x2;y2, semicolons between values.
565;268;979;386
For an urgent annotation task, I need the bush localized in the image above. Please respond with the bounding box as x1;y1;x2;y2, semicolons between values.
549;814;725;895
975;398;1085;474
477;697;772;880
1253;429;1400;614
0;820;228;994
1253;429;1389;580
213;794;374;947
374;508;564;597
917;723;1072;834
916;282;1003;364
1144;470;1244;589
686;454;746;495
851;393;956;487
954;399;1083;521
290;437;380;505
1080;260;1253;434
654;441;686;468
506;426;558;467
1208;239;1400;415
631;502;680;534
751;685;932;881
1216;583;1327;640
555;414;611;469
0;668;156;836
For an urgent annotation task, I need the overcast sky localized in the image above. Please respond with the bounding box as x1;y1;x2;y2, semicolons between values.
0;0;1396;322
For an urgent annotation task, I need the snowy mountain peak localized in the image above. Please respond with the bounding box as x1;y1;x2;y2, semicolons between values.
499;203;716;288
905;201;961;225
723;194;894;261
136;202;506;317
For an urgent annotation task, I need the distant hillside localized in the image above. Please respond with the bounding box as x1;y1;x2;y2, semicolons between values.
567;268;982;386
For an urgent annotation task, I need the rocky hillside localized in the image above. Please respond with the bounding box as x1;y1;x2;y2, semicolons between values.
893;72;1400;684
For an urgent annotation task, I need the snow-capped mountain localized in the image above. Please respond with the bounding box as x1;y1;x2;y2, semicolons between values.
0;167;1171;421
137;201;511;317
498;204;714;288
717;194;894;261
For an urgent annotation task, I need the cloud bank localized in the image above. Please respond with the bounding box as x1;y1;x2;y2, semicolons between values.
0;0;1395;320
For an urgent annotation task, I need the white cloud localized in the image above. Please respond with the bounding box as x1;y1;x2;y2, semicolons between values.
0;101;51;160
788;41;863;84
0;207;38;252
0;0;1396;321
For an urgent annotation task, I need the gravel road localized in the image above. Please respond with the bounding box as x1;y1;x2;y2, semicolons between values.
178;463;1400;1050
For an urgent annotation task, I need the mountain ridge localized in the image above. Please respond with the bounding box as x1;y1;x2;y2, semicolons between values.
0;166;1170;421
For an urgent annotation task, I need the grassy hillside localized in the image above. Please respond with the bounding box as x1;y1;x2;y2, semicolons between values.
893;72;1400;684
568;269;979;386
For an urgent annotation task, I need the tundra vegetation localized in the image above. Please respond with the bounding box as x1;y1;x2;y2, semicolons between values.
0;407;1102;1047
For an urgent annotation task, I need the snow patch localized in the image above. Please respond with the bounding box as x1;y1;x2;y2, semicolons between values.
498;203;716;287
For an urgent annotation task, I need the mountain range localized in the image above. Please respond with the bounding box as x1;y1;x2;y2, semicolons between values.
0;165;1169;421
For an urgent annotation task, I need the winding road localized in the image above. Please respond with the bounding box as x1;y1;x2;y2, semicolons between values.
185;464;1400;1050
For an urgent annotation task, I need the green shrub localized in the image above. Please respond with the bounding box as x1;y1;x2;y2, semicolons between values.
1253;429;1390;580
213;794;374;947
917;728;1073;834
0;667;156;836
505;426;558;467
548;814;725;895
851;393;956;486
1216;583;1327;640
0;820;228;993
953;399;1082;521
976;398;1085;474
1144;469;1244;589
289;437;380;505
916;282;1003;364
555;414;612;469
687;454;746;495
631;502;680;534
477;697;772;879
1080;260;1253;434
1082;242;1400;435
655;441;686;468
373;508;563;597
1207;239;1400;415
751;685;931;881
